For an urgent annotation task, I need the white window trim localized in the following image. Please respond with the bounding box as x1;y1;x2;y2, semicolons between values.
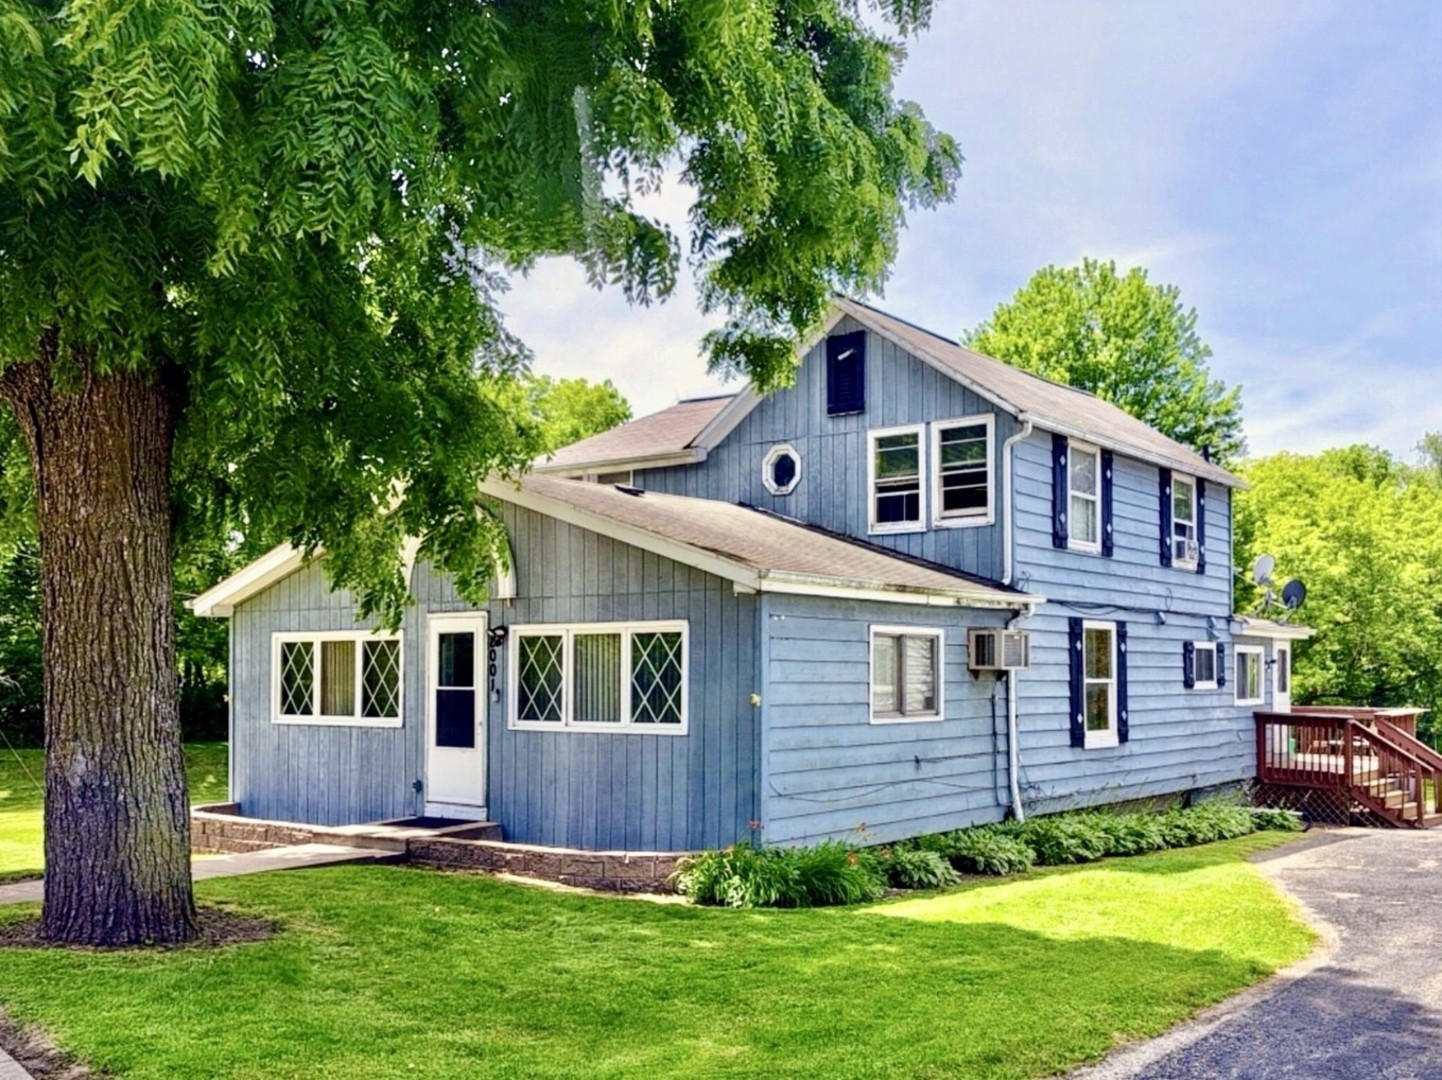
761;443;802;496
1172;473;1199;570
1191;640;1218;690
508;620;689;735
271;630;403;728
869;625;945;724
1235;645;1265;706
931;414;995;528
1083;619;1118;749
867;424;927;535
1067;439;1103;554
1275;646;1291;695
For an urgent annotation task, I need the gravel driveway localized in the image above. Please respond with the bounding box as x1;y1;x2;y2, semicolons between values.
1076;827;1442;1080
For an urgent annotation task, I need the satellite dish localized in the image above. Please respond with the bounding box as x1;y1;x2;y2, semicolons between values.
1281;579;1307;611
1252;554;1276;586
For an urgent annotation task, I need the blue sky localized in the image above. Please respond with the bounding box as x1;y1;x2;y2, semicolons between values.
501;1;1442;459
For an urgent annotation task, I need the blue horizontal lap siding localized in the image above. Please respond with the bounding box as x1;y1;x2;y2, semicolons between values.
232;504;760;851
639;317;1015;583
1011;430;1250;812
759;593;1012;847
231;562;421;827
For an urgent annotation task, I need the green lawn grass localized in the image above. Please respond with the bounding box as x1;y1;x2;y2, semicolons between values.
0;743;228;877
0;832;1313;1079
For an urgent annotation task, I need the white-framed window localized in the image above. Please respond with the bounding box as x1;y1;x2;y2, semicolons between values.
1068;440;1102;553
590;469;634;486
1235;645;1265;706
868;425;926;533
762;443;802;496
1192;641;1218;690
273;631;402;727
870;626;944;723
1172;474;1199;568
1275;647;1290;695
509;621;688;734
932;415;994;527
1082;620;1118;748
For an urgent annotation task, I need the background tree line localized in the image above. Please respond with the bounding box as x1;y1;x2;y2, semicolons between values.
0;375;629;747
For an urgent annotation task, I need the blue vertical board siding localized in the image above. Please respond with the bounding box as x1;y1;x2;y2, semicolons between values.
638;317;1015;582
759;593;1012;847
1009;430;1253;812
232;502;761;850
231;560;423;826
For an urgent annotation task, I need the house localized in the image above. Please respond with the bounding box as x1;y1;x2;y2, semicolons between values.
191;298;1313;852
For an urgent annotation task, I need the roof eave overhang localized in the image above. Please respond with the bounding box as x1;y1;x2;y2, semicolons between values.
531;447;708;476
757;571;1043;610
1233;617;1316;641
187;544;307;619
1019;413;1247;490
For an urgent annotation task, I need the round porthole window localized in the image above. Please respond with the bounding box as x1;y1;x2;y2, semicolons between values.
762;444;801;496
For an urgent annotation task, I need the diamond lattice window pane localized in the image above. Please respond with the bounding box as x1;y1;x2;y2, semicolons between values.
518;634;564;722
362;639;401;719
279;641;314;716
630;631;684;725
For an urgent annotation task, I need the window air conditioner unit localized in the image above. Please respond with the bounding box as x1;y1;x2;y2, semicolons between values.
968;628;1031;672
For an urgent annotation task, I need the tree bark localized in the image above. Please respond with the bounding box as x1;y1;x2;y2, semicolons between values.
0;342;195;946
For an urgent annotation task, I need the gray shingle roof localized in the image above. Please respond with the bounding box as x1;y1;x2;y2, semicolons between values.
537;394;736;472
490;474;1039;608
836;298;1242;488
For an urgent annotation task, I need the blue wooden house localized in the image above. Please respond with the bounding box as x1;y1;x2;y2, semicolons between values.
193;298;1309;851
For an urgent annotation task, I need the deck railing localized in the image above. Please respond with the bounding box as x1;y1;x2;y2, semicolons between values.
1255;711;1442;827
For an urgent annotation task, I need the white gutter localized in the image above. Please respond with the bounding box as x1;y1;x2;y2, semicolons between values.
1001;419;1035;586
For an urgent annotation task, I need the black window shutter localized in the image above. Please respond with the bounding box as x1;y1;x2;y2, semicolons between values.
1101;450;1115;557
1068;618;1085;748
826;331;866;416
1217;642;1227;688
1052;434;1069;549
1196;479;1207;574
1158;468;1173;567
1182;640;1196;689
1117;622;1130;744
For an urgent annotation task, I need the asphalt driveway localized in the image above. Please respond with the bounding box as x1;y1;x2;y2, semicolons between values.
1077;827;1442;1080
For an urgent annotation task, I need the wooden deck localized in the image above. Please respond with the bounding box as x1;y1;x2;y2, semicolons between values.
1256;708;1442;828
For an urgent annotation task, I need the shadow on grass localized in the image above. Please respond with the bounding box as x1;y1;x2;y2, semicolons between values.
0;862;1315;1079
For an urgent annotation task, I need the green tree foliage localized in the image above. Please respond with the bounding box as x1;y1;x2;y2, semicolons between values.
963;259;1245;462
1235;446;1442;739
511;375;633;455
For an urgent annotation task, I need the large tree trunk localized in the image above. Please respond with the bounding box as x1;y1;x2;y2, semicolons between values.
0;344;195;946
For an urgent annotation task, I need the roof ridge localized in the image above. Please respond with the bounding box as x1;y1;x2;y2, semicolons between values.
735;501;1026;594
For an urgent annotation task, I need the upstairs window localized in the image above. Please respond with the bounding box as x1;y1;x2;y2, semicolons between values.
826;331;866;415
1068;441;1102;552
869;426;925;533
932;416;994;527
1172;475;1199;567
274;632;401;726
762;444;801;496
871;626;943;722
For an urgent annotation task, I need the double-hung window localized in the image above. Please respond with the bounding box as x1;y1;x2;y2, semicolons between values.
510;621;688;733
869;426;925;532
1082;621;1118;748
932;416;994;526
1235;646;1264;706
1172;475;1199;568
870;626;943;722
1192;641;1218;690
1068;441;1102;552
274;632;402;726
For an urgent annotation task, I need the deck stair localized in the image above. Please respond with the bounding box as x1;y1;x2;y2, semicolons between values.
1255;708;1442;829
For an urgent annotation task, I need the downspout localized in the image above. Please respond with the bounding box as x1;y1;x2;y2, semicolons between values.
1001;418;1035;821
1001;419;1034;587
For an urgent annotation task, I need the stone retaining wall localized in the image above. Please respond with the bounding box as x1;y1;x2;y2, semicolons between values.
191;805;683;892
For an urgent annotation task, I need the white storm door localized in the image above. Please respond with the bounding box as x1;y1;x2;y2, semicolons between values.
1273;644;1292;714
425;614;487;814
